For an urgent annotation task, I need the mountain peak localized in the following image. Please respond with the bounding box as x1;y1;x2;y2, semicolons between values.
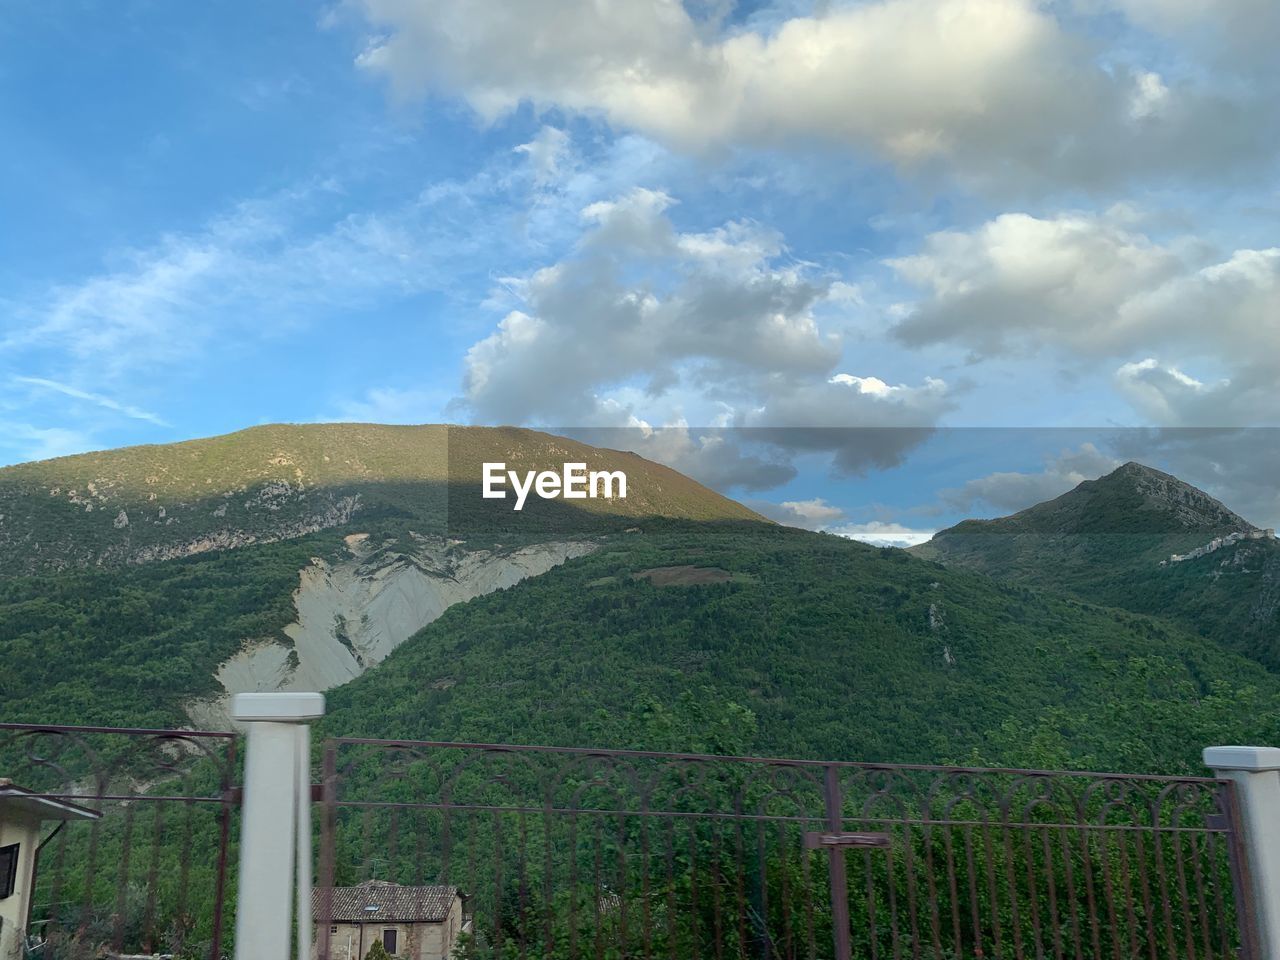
930;461;1256;540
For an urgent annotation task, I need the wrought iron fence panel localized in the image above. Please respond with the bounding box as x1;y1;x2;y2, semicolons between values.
316;741;1255;960
0;722;239;960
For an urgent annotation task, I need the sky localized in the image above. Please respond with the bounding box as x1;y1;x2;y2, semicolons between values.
1;0;1277;541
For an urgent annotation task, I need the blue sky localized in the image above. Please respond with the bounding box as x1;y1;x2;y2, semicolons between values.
2;0;1278;538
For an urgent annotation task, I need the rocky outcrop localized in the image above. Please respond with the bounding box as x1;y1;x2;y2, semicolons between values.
1161;528;1276;565
186;534;597;727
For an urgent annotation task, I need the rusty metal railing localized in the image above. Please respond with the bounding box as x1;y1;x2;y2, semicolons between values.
315;739;1254;960
0;722;239;960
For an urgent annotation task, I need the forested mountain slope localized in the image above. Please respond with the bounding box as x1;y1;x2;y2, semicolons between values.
913;462;1280;669
0;424;761;726
320;523;1280;774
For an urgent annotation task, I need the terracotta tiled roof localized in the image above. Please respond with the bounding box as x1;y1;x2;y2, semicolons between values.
313;880;459;922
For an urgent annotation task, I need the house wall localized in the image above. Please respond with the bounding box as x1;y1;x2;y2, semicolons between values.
314;911;459;960
0;811;40;960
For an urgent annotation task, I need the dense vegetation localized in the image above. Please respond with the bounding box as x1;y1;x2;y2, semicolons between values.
321;522;1280;775
916;461;1280;670
3;433;1277;958
0;535;330;727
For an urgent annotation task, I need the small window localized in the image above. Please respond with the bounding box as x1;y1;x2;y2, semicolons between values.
329;926;338;934
0;844;19;899
383;928;398;954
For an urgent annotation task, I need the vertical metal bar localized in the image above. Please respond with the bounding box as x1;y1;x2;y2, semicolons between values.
1038;826;1063;960
824;765;853;960
1130;823;1156;960
174;797;195;951
666;818;678;960
921;818;943;960
1114;825;1139;959
801;833;815;960
316;740;337;960
942;824;963;956
963;825;981;957
544;807;556;960
689;817;702;960
1221;777;1261;960
776;820;791;960
594;814;605;960
1173;827;1198;960
493;809;506;959
568;813;582;960
142;802;164;953
1204;832;1230;959
1056;829;1083;960
1153;828;1179;960
1189;832;1213;959
112;801;136;952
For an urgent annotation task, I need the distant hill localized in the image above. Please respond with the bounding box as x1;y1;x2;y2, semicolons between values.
0;423;762;576
914;461;1280;669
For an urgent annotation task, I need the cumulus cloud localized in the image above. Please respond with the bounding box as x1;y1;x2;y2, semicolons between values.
749;496;847;529
460;187;951;487
569;422;799;492
887;210;1280;425
462;187;842;423
1091;0;1280;72
353;0;1276;192
1111;359;1280;427
940;442;1120;514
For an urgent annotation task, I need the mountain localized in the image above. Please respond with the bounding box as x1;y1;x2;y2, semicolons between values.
914;461;1280;668
0;423;761;728
0;422;761;576
317;521;1280;773
5;431;1280;776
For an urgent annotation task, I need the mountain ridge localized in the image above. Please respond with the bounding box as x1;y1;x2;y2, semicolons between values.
914;460;1280;670
0;422;765;576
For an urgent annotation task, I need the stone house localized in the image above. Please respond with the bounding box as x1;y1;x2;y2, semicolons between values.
312;880;467;960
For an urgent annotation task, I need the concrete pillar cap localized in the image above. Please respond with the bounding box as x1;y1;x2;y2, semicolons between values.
1204;745;1280;772
231;691;325;722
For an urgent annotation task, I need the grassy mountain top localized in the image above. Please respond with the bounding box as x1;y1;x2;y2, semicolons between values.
0;423;763;575
914;461;1280;670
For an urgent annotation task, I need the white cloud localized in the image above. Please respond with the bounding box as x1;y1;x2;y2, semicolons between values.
888;209;1280;425
14;376;170;427
940;442;1120;514
461;186;843;424
353;0;1276;192
459;186;951;486
514;126;571;187
828;520;937;548
1091;0;1280;71
749;496;847;529
1114;359;1278;426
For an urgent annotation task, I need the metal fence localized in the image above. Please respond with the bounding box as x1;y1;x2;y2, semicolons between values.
316;739;1256;960
0;723;239;960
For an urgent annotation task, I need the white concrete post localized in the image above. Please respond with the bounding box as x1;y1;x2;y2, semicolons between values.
232;692;324;960
1204;745;1280;959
